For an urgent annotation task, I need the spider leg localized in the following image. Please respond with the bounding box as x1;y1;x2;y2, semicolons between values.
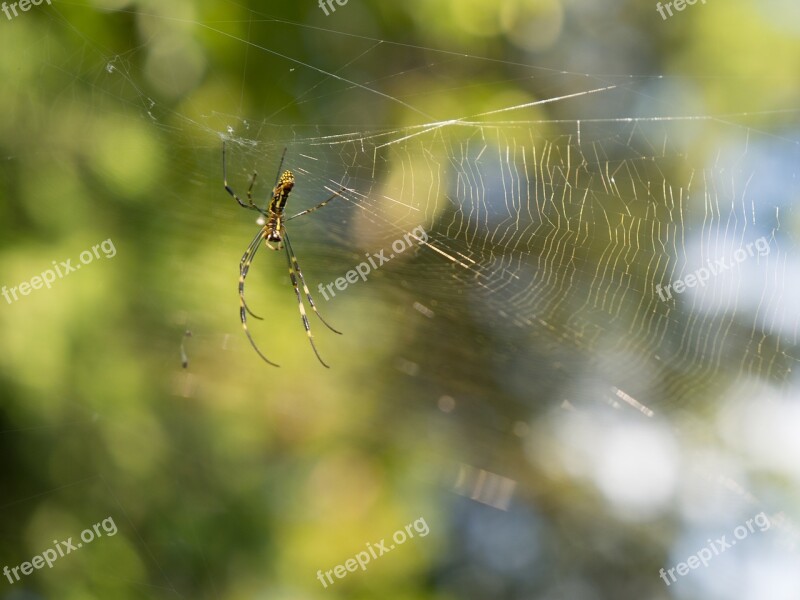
281;229;332;368
223;141;267;216
239;229;279;366
283;231;342;335
239;229;266;320
285;187;346;221
246;170;258;206
272;147;287;187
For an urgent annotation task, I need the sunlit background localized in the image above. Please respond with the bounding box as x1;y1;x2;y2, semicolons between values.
1;0;799;598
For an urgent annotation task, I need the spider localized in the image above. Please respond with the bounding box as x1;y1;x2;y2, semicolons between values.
222;141;342;368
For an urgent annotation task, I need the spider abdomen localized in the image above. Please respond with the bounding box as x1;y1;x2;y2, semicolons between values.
268;170;295;213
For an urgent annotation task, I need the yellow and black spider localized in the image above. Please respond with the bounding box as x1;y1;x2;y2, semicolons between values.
222;141;342;367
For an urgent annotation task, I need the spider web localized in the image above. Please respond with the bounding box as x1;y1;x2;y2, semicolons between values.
99;38;799;410
31;2;795;421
